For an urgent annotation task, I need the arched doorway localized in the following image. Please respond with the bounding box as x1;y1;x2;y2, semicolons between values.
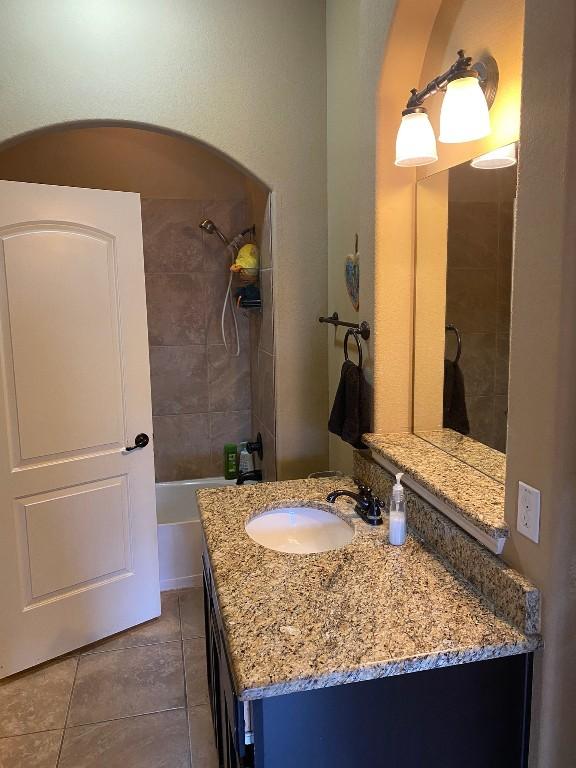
0;122;276;488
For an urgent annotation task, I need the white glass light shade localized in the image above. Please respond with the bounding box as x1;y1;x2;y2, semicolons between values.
471;142;517;169
439;76;490;143
395;111;438;167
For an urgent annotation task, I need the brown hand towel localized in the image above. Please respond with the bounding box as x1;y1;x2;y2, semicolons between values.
328;360;370;448
443;358;470;435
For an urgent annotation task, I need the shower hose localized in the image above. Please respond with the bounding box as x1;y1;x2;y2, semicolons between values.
221;256;240;357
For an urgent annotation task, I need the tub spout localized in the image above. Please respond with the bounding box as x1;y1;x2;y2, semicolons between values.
236;470;262;485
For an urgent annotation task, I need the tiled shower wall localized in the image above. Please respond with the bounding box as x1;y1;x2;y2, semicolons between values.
445;198;513;452
143;198;253;481
249;194;276;480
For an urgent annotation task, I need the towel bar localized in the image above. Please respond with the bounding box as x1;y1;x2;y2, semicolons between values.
319;312;370;340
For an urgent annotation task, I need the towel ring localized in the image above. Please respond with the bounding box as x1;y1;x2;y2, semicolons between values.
445;324;462;365
344;329;363;369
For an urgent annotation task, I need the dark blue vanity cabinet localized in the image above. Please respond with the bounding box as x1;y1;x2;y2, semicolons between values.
203;553;533;768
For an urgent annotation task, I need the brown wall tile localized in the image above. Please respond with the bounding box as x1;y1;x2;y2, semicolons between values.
152;414;212;481
209;410;252;475
149;345;208;416
256;349;275;436
445;192;514;452
256;419;277;481
142;199;203;273
447;201;498;270
201;200;249;272
258;268;274;355
207;345;251;412
465;395;495;448
143;198;254;481
445;268;498;333
495;333;510;396
205;270;250;346
145;273;206;346
455;332;496;397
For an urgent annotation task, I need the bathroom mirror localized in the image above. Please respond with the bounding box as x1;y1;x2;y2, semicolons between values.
413;145;517;481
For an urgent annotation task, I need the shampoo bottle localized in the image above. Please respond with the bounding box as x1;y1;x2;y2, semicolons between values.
238;441;254;474
224;443;238;480
388;472;407;546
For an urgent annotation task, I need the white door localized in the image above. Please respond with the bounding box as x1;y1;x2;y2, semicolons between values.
0;180;160;678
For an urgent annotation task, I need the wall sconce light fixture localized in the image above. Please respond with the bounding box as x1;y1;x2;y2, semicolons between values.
395;50;499;167
471;142;517;169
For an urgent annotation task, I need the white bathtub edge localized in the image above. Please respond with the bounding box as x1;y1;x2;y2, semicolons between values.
160;574;202;592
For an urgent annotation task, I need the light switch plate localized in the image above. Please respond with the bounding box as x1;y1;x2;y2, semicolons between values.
517;481;541;543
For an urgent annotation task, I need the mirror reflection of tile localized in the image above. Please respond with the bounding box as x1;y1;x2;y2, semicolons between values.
416;153;516;463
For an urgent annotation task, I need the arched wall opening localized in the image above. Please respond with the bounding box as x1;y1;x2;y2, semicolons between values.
0;122;276;482
0;0;329;481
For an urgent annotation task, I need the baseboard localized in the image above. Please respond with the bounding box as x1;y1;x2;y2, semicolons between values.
160;574;202;591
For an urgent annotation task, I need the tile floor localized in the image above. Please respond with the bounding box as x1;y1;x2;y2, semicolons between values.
0;588;217;768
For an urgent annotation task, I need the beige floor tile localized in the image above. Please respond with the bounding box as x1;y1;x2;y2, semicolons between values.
0;657;77;737
0;729;62;768
183;639;208;707
81;591;181;654
180;588;205;639
68;643;185;726
188;704;218;768
59;710;190;768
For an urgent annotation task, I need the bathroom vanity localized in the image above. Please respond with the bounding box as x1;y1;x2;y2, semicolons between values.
198;477;539;768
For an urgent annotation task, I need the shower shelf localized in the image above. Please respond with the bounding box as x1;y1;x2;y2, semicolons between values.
238;297;262;309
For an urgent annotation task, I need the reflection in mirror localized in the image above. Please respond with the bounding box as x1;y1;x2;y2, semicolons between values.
413;145;517;474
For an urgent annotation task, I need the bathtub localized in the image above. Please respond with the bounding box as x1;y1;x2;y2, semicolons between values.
156;477;237;591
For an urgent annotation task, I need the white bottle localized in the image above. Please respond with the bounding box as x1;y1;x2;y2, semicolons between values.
388;472;407;546
238;442;254;474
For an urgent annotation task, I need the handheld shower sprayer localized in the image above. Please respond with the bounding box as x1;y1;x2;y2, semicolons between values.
199;218;240;357
199;219;230;247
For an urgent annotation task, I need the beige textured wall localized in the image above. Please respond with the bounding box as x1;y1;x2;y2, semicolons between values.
417;0;524;179
413;171;449;431
0;0;327;481
504;1;576;764
372;0;444;436
326;0;400;471
326;0;362;474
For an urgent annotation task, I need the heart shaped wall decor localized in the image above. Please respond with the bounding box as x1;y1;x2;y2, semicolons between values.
345;250;359;311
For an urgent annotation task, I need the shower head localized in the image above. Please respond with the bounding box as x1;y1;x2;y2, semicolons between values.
199;219;230;246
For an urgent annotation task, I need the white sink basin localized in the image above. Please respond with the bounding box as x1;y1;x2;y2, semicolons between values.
245;505;354;554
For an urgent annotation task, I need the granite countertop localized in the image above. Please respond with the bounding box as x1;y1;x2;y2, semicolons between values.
197;477;539;701
416;429;506;483
363;432;508;542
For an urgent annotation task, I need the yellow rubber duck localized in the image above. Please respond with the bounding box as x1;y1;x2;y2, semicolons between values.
230;243;259;277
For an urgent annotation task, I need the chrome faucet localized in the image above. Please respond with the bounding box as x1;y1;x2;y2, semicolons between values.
326;482;384;526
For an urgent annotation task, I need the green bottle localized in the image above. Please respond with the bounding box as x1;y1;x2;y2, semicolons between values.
224;443;238;480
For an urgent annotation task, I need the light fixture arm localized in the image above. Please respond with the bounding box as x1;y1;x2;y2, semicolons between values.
395;49;498;167
404;49;492;113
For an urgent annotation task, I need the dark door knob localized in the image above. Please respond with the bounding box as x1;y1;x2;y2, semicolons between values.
125;433;150;452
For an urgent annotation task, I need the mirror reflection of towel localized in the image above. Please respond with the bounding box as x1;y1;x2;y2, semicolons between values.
328;360;370;448
443;359;470;435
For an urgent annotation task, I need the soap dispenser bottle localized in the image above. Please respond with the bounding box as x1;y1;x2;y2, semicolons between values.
388;472;407;546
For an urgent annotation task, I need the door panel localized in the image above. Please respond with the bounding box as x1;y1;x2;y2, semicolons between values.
16;476;130;601
1;226;124;462
0;180;159;678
